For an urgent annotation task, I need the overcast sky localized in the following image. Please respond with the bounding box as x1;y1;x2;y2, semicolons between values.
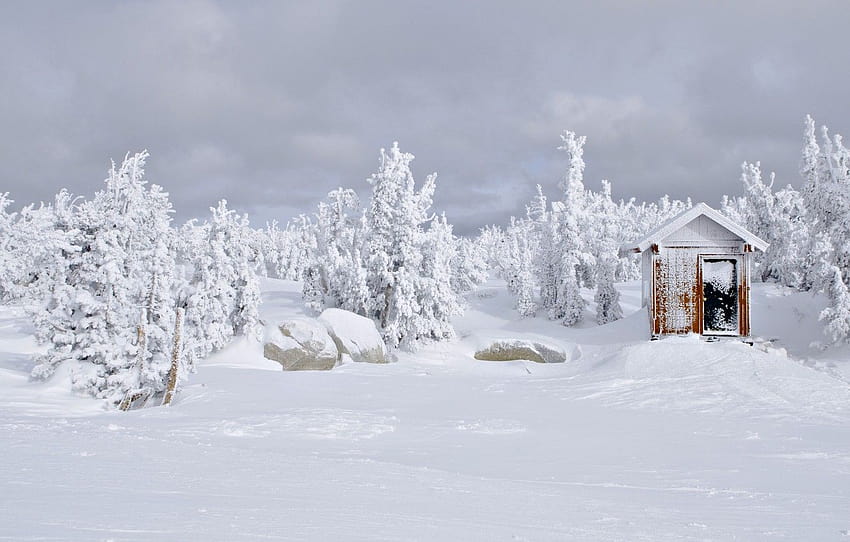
2;1;849;234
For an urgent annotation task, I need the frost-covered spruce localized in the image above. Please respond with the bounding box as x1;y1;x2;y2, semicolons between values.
418;214;463;337
587;181;623;324
722;161;807;287
550;249;583;325
30;154;267;405
31;152;180;404
264;215;315;281
546;132;592;325
797;118;850;342
364;142;430;346
180;199;262;365
594;255;623;325
498;218;538;317
802;118;850;284
525;131;594;325
821;266;850;342
514;261;537;318
303;188;369;315
526;185;559;311
0;193;75;303
476;224;505;270
0;193;19;301
450;236;488;296
362;142;462;347
482;221;533;305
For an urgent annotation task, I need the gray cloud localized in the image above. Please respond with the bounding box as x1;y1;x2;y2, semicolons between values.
1;1;848;234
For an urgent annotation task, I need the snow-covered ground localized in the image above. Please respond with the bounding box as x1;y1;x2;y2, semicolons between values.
2;278;850;541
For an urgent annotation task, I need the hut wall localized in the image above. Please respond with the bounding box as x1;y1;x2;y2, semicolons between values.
650;243;749;336
641;250;652;307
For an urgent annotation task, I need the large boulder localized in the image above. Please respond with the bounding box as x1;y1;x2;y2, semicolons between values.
263;319;339;371
474;339;567;364
318;308;389;364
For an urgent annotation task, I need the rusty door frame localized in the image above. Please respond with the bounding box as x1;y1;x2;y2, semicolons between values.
698;253;744;337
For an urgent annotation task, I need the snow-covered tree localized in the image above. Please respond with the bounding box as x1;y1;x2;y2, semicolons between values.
799;117;850;341
418;214;463;336
303;188;368;314
450;236;488;296
533;131;595;325
594;254;622;324
261;215;315;281
295;142;468;347
586;181;624;323
721;161;808;287
180;199;262;367
0;194;74;303
14;195;84;303
0;193;19;301
494;216;538;318
547;203;585;325
477;224;505;270
820;265;850;342
31;152;180;404
364;142;445;346
26;151;269;406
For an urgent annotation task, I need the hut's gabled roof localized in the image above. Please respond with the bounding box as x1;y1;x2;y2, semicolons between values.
620;202;769;254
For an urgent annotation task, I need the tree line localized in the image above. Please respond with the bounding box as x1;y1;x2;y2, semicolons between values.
0;143;487;407
2;117;848;407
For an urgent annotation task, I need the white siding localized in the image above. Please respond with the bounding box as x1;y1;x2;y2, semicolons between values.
663;216;744;246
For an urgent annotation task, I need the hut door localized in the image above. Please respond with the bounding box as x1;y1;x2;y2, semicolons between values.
701;258;739;335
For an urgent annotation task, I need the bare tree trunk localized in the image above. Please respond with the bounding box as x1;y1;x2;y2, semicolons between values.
136;309;147;376
147;274;158;324
119;310;148;412
381;285;391;330
162;307;184;407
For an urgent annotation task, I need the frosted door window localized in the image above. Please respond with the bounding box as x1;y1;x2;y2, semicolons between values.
702;259;738;334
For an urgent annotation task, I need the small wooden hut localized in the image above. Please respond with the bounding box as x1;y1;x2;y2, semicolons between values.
621;203;768;339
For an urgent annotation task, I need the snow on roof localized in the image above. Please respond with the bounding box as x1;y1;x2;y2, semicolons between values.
621;202;769;254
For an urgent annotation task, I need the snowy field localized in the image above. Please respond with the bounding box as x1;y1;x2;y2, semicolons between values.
2;278;850;541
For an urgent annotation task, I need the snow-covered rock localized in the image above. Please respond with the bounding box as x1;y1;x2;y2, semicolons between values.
318;308;389;364
263;319;339;371
474;339;567;363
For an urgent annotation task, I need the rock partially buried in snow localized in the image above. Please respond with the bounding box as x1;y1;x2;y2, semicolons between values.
474;339;567;364
264;319;339;371
318;308;389;364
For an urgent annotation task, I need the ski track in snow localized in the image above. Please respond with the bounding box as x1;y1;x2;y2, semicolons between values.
1;279;850;541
